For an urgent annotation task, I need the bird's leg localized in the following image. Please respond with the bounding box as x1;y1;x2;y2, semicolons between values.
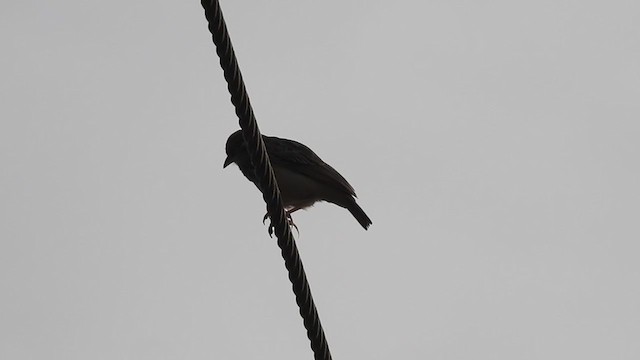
263;207;301;237
286;210;300;237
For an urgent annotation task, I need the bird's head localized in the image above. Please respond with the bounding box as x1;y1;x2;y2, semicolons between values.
223;130;247;168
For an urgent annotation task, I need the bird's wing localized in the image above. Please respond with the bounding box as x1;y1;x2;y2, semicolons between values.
264;136;356;196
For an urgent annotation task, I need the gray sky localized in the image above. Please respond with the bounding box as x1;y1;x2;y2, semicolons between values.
2;1;639;359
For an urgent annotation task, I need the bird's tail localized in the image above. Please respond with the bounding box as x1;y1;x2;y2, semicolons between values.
347;201;372;230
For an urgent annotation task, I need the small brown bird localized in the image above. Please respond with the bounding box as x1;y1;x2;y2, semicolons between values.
223;130;372;230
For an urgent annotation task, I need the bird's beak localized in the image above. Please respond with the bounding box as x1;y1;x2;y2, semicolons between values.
223;156;233;168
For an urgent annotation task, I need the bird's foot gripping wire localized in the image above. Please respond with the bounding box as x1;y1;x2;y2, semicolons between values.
263;211;299;238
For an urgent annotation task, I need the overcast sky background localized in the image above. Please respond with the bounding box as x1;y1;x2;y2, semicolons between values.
2;1;639;359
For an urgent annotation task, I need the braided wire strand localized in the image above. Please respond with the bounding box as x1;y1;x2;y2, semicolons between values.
200;1;332;359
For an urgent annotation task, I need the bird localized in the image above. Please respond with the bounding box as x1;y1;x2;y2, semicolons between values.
223;130;372;231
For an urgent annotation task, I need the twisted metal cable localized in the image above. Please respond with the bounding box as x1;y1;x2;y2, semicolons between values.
200;1;332;359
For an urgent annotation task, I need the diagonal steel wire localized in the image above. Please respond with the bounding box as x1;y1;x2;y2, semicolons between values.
200;1;332;359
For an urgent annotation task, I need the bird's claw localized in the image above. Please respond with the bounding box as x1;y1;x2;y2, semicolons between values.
263;212;299;238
